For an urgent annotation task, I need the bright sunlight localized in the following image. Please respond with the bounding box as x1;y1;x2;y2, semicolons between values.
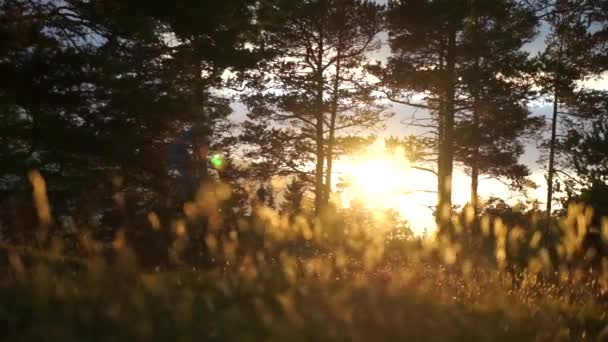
336;144;437;235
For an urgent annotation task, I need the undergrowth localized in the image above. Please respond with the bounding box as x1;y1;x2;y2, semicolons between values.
1;179;608;341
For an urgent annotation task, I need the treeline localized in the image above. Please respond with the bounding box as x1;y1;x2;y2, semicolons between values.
1;0;608;245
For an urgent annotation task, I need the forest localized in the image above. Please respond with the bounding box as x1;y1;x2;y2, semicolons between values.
1;0;608;340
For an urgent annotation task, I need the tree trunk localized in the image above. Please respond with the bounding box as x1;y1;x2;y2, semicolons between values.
437;27;456;230
324;49;341;206
546;84;559;223
193;57;209;187
470;1;480;215
471;159;479;212
470;99;480;212
546;34;563;226
314;0;326;215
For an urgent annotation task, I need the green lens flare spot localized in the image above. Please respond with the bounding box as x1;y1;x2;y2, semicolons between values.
210;154;224;168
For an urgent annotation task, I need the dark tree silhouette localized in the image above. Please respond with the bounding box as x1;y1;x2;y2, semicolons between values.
241;0;388;214
0;0;270;245
455;0;541;213
378;0;540;228
534;0;596;221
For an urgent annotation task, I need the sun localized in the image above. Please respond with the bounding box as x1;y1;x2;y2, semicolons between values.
344;158;406;206
335;147;437;235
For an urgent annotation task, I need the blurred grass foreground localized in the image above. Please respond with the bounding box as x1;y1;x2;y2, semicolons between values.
1;172;608;341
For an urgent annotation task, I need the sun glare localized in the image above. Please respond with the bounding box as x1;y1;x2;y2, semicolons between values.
345;158;406;205
336;146;437;235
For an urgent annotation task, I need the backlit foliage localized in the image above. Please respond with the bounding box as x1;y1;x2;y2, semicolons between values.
1;175;608;341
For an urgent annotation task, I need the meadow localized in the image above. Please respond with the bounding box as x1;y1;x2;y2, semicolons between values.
2;182;607;342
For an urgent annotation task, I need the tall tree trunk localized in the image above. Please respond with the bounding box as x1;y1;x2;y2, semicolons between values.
190;54;210;265
470;3;480;215
546;34;563;225
438;27;456;230
314;0;326;215
191;55;209;193
470;91;480;213
324;49;341;206
546;83;559;223
470;152;479;211
470;94;480;212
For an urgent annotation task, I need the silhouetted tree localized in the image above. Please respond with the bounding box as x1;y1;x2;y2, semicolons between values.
535;0;595;221
456;0;541;212
379;0;467;227
241;0;388;214
379;0;540;229
281;177;307;216
0;0;270;255
561;91;608;185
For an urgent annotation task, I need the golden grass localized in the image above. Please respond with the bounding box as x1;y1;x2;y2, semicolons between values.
1;179;608;341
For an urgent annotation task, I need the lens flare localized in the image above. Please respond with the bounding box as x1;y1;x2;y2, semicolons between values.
210;154;224;169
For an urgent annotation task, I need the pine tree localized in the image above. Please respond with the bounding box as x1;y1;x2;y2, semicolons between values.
241;0;388;214
535;0;595;221
281;177;306;215
559;0;608;186
0;0;269;229
561;91;608;184
379;0;539;228
456;0;541;212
